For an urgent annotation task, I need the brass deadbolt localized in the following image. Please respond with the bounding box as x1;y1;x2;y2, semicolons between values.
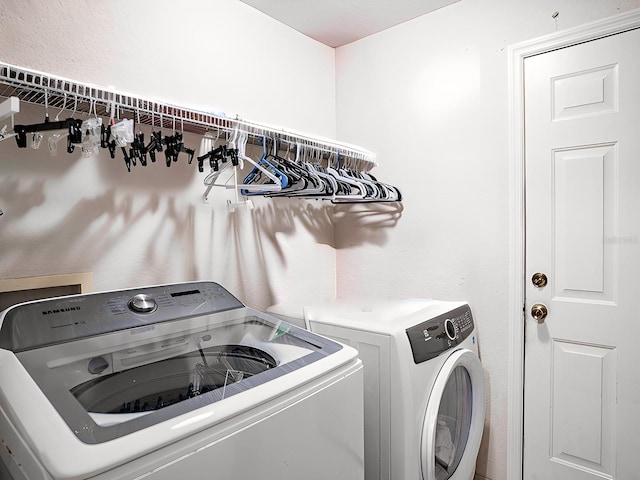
532;272;548;288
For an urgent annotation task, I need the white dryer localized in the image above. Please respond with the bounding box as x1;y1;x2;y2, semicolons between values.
289;299;485;480
0;282;364;480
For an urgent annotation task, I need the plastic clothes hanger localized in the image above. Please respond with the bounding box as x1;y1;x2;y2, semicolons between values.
128;102;146;166
80;99;103;158
162;116;194;167
14;91;82;150
180;117;195;166
108;104;135;170
328;158;371;203
337;153;381;198
349;151;402;202
199;129;224;175
358;170;402;202
307;163;333;195
284;143;330;197
241;136;288;196
245;136;288;185
47;94;69;155
201;129;234;203
263;140;311;196
325;154;368;201
328;155;402;203
0;125;17;143
142;108;163;163
301;146;348;198
201;128;283;207
101;96;118;158
340;166;380;198
290;144;335;198
199;130;218;162
226;129;253;211
367;173;402;202
225;128;256;211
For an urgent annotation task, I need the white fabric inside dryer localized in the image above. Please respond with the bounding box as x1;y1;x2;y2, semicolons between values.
435;417;455;468
434;365;473;479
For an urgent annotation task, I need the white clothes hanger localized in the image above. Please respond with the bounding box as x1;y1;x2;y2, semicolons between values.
202;129;234;203
0;125;17;143
226;127;254;211
202;128;282;209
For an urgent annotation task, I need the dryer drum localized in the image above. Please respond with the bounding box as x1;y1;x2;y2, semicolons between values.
434;366;472;478
71;345;276;414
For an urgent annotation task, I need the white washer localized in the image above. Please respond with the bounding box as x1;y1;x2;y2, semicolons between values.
273;299;485;480
0;282;364;480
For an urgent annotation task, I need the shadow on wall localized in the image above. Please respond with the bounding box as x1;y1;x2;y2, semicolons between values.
236;199;404;262
222;204;276;305
333;201;404;249
253;200;334;249
0;183;350;304
0;187;161;275
0;177;46;218
216;200;336;306
222;199;404;306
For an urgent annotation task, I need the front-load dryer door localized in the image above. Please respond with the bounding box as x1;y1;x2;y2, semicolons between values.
420;348;485;480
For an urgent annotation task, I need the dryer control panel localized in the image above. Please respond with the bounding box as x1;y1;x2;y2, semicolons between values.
405;304;474;364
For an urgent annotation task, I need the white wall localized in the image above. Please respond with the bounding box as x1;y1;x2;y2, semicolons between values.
334;1;640;479
5;2;640;480
0;0;338;309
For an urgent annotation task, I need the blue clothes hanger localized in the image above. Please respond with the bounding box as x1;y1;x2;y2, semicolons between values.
241;136;289;196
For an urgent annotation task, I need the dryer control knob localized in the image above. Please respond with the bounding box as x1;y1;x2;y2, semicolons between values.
128;294;157;314
444;319;457;341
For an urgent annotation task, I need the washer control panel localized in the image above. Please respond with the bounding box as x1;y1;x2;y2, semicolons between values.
405;304;474;364
0;282;244;352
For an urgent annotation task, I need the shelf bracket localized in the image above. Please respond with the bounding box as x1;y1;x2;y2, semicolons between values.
0;96;19;122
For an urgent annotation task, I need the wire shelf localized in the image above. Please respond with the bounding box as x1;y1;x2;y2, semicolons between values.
0;62;377;167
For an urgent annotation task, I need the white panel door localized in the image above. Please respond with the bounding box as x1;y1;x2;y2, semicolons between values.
524;28;640;480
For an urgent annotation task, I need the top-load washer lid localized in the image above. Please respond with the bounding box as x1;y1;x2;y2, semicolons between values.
0;282;343;445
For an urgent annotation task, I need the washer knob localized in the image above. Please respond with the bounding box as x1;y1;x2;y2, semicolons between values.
128;294;157;313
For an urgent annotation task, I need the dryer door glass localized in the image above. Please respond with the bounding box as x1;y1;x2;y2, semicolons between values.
434;366;473;479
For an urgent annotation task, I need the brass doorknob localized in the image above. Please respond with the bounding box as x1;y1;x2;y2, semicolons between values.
531;303;548;324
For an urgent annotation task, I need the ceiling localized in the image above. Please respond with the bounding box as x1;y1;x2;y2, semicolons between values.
239;0;460;48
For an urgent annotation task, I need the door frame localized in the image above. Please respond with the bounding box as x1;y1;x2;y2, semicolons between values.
506;9;640;480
